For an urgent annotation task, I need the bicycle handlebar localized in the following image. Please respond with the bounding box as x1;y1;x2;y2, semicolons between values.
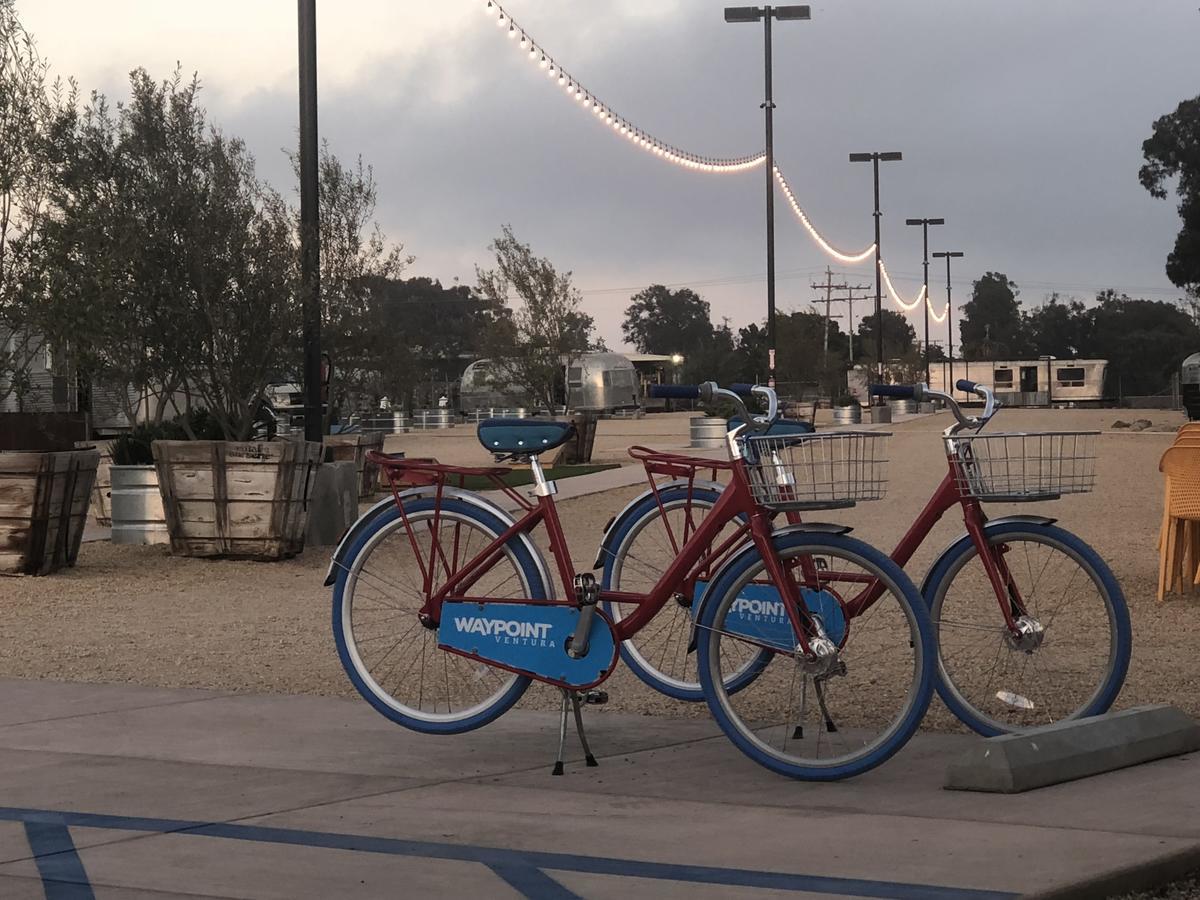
956;379;978;393
649;383;707;400
648;381;778;436
869;384;925;401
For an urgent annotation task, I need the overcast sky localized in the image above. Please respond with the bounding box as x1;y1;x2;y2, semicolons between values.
20;1;1200;351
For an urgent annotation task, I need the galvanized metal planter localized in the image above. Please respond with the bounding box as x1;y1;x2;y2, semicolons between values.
109;465;169;545
690;417;728;449
152;440;322;560
323;432;385;500
0;448;98;576
833;405;862;426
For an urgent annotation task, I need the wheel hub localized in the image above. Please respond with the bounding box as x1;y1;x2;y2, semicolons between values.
1005;615;1045;652
798;635;844;677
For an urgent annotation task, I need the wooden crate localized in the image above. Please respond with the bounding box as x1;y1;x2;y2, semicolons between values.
0;449;99;576
76;441;113;526
323;433;385;499
152;440;322;560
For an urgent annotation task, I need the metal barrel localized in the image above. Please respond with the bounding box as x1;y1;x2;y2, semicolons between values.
889;399;918;415
689;416;728;449
109;465;169;545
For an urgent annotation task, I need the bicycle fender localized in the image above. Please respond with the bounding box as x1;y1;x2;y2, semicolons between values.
324;487;552;589
591;478;724;570
919;515;1059;598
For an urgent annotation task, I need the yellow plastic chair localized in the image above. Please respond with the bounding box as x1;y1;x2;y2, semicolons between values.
1159;445;1200;601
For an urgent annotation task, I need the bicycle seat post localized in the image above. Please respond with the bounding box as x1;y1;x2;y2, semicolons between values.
528;454;557;497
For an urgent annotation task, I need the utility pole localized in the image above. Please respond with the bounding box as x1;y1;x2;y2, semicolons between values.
810;267;848;363
905;217;944;386
933;251;964;391
842;284;873;365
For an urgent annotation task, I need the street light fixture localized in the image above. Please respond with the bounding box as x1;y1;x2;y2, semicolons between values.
932;251;964;390
905;217;944;386
849;151;902;390
724;4;811;388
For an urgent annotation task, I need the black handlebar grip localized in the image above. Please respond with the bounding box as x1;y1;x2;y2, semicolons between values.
648;384;701;399
955;379;979;393
728;383;756;396
868;384;915;399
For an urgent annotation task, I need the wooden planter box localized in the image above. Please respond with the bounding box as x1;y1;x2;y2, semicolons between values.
76;441;113;526
323;432;385;500
152;440;322;560
0;449;99;576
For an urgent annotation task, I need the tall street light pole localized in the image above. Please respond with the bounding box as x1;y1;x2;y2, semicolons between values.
932;251;964;391
298;0;322;443
725;5;810;388
848;151;901;391
905;217;944;386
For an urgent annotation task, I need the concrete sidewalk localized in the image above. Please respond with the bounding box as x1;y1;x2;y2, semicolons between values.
0;679;1197;899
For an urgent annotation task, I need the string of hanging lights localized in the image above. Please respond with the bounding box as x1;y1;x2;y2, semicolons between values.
483;0;942;322
926;294;949;323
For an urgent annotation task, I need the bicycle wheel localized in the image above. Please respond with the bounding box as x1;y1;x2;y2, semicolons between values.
332;497;548;734
697;531;934;780
925;521;1131;737
600;487;769;701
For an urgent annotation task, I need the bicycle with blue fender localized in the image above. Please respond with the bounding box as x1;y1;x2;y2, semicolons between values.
329;381;934;780
600;379;1131;736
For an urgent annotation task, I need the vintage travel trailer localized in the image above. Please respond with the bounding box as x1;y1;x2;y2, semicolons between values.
928;358;1110;406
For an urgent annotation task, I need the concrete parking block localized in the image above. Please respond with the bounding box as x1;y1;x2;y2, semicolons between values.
944;704;1200;793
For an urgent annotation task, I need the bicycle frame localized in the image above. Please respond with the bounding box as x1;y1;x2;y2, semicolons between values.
408;451;819;654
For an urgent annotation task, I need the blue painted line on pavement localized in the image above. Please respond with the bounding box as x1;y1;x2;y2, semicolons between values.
22;821;95;900
0;807;1016;900
488;862;582;900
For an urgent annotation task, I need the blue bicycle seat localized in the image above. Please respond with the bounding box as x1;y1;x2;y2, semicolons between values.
477;419;575;455
728;417;815;436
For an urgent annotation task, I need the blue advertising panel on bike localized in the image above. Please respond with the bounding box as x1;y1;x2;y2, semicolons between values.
439;601;617;689
695;582;846;649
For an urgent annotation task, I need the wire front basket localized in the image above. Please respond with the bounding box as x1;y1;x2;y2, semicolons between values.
741;432;890;511
947;431;1098;501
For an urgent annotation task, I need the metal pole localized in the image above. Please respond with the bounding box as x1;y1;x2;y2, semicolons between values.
872;155;883;383
298;0;322;444
763;7;777;388
946;254;954;391
921;222;930;386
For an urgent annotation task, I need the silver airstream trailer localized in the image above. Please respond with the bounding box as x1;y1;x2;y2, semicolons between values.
566;352;639;412
458;359;531;411
1182;352;1200;420
928;358;1109;406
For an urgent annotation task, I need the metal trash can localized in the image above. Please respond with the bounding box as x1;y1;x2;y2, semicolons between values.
889;399;917;416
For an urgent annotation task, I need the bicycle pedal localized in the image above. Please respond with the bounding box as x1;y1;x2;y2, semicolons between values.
583;690;608;705
573;572;599;606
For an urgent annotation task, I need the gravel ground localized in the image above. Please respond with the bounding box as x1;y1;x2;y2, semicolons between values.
0;407;1187;730
1119;874;1200;900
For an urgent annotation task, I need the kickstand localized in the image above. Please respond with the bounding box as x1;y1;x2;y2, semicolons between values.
814;679;838;734
571;692;599;767
552;690;569;775
551;689;600;775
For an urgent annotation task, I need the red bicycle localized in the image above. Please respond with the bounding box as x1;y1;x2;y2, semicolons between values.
330;382;935;780
599;379;1130;735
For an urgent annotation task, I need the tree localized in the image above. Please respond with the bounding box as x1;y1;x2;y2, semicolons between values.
1023;293;1088;358
0;1;62;410
1140;95;1200;296
959;272;1028;360
44;68;300;440
308;143;413;426
360;276;505;409
475;226;594;412
856;309;916;362
1080;290;1200;396
622;285;713;356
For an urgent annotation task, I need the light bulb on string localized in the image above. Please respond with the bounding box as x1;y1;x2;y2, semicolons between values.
519;34;527;48
497;13;506;26
507;24;516;38
558;74;566;85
